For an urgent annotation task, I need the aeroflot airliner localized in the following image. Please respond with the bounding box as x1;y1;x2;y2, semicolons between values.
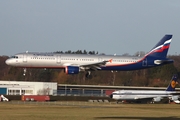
5;35;173;76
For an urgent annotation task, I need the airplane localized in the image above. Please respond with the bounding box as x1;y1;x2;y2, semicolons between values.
5;34;173;77
110;74;180;104
0;95;9;102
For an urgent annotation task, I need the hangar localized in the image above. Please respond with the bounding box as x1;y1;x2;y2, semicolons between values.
0;81;57;95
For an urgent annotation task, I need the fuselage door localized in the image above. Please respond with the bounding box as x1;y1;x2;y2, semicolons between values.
56;55;61;64
23;54;27;63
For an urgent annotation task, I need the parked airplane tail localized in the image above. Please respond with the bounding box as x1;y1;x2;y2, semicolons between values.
145;35;172;58
166;74;178;91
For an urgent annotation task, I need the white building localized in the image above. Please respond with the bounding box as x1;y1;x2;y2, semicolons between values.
0;81;57;95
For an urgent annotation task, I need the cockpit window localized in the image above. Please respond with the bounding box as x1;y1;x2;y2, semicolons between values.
11;56;18;59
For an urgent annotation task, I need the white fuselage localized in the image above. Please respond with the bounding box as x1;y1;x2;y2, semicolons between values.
111;90;178;100
5;52;143;71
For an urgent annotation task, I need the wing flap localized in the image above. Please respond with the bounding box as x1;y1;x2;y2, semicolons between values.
79;60;110;70
62;60;111;71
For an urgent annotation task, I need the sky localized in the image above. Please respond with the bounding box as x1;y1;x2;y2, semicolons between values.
0;0;180;56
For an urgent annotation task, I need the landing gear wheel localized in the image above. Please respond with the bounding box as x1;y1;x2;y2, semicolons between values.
85;71;91;78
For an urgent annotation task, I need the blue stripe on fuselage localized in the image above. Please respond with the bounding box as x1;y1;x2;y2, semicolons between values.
101;57;172;71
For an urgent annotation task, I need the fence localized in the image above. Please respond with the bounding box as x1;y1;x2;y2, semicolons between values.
6;100;115;106
53;89;107;97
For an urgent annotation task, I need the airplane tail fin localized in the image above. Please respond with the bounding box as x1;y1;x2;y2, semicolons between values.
166;74;178;91
145;35;172;58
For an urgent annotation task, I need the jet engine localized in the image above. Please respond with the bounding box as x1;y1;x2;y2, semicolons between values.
169;96;180;103
153;97;162;102
169;96;179;101
65;66;80;74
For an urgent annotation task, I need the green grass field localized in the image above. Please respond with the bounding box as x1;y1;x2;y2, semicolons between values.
0;101;180;120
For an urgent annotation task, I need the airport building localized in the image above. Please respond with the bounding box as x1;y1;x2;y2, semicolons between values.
0;80;179;97
0;81;57;95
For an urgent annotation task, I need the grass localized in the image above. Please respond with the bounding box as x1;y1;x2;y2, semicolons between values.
0;101;180;120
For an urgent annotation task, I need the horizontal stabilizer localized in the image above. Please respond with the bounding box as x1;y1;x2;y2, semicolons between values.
154;59;174;65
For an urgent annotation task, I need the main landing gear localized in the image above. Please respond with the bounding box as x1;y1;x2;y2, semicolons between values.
85;71;91;78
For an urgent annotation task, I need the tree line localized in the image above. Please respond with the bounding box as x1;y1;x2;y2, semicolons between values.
0;50;180;87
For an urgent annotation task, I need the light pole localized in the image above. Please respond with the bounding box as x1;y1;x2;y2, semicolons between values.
111;71;117;86
65;85;67;96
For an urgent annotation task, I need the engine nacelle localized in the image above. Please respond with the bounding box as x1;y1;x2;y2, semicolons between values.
65;66;80;74
153;97;162;102
170;96;179;101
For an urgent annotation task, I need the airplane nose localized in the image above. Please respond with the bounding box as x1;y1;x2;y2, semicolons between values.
5;59;11;65
109;94;113;98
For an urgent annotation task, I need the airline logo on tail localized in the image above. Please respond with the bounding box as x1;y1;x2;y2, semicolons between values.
146;35;172;58
149;39;171;54
171;78;178;89
166;74;178;91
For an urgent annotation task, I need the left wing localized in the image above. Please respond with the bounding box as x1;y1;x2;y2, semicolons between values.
79;60;111;71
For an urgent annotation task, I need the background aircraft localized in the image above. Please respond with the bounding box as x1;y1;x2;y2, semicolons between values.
5;35;173;77
110;74;180;104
